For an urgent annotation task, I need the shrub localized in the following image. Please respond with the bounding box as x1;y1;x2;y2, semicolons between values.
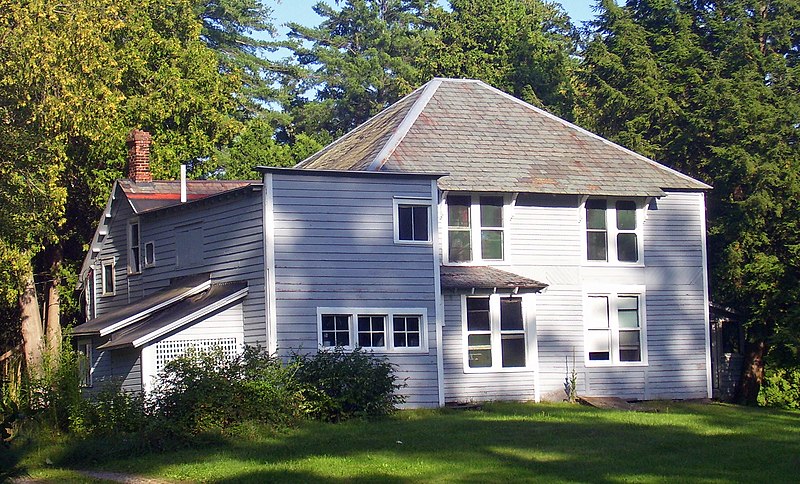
151;346;306;433
758;366;800;409
291;347;406;422
68;384;149;436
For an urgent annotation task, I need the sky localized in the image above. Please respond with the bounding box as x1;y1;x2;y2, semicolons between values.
268;1;600;39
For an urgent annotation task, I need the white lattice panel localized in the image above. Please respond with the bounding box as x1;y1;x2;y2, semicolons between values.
154;337;239;371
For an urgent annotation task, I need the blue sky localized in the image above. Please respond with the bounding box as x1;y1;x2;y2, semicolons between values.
268;1;601;38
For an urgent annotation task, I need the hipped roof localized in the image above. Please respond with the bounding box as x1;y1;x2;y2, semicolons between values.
295;78;710;197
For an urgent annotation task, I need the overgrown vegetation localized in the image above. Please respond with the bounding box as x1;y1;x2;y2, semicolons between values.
4;401;798;482
759;366;800;409
2;345;405;464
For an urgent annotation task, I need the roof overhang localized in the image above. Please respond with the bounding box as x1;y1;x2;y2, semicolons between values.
440;266;547;294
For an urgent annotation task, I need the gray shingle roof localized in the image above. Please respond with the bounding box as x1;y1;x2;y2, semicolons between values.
295;78;710;196
440;266;546;291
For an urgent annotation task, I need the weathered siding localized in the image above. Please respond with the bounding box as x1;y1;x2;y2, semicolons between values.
441;191;709;402
270;173;440;407
87;187;265;392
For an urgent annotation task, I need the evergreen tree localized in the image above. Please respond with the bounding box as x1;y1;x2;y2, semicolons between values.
580;0;800;403
420;0;578;119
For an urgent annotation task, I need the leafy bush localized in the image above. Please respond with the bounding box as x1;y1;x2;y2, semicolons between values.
18;348;84;431
152;346;306;433
68;384;148;436
758;366;800;409
291;347;406;422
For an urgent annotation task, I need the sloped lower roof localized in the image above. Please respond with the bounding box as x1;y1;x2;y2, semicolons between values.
440;266;546;292
73;273;211;336
119;180;257;214
296;78;710;197
98;281;248;350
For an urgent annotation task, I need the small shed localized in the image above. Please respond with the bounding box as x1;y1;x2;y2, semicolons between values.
709;303;744;401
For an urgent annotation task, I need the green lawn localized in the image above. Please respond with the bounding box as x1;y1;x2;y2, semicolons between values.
7;401;800;483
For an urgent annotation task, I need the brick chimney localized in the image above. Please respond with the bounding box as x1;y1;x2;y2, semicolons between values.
126;129;152;183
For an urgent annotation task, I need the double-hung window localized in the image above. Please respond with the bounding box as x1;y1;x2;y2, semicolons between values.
318;308;427;352
585;290;646;365
101;261;115;296
464;295;529;371
394;198;432;244
128;220;141;274
446;195;506;263
585;199;642;264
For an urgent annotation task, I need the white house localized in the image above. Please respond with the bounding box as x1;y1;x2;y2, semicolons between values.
74;78;712;406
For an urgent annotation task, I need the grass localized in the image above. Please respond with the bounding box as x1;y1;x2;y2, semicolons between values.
5;401;800;483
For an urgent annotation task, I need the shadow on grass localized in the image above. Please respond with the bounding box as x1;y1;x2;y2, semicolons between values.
16;402;800;483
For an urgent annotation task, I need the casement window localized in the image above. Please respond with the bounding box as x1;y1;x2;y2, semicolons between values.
144;241;156;267
77;340;92;387
446;195;507;263
128;220;141;274
393;198;432;244
318;308;428;352
101;261;115;295
585;199;642;264
464;295;529;371
585;290;647;366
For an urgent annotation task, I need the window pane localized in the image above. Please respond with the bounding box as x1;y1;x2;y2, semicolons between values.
448;230;472;262
393;317;405;333
587;232;607;261
394;332;406;347
587;296;609;329
398;206;413;240
448;196;471;227
145;242;155;265
130;223;139;245
131;247;141;273
467;334;492;368
618;309;639;328
358;316;370;332
467;297;490;331
338;332;350;347
616;201;637;230
322;315;335;331
481;230;503;260
103;264;114;293
501;334;526;367
586;200;607;229
406;317;419;332
619;349;641;362
589;351;610;361
587;329;610;352
618;295;638;310
480;197;503;227
358;333;372;347
619;330;641;362
500;298;523;330
336;315;349;330
617;233;638;262
407;333;420;347
412;206;429;241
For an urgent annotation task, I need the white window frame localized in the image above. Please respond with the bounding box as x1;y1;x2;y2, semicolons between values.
144;241;156;268
316;307;429;353
581;198;645;266
583;286;648;367
444;193;511;265
461;293;535;373
393;197;433;245
128;219;142;274
101;260;115;296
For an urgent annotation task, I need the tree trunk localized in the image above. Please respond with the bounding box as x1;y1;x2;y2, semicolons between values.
44;245;63;358
736;339;767;405
19;266;44;375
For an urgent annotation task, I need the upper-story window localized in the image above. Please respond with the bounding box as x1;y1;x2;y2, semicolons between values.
84;269;96;320
101;260;115;295
585;199;642;264
393;198;432;244
128;220;141;274
446;195;506;263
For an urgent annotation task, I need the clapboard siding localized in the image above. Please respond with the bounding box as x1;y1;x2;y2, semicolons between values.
271;173;439;407
87;187;265;393
441;190;709;402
